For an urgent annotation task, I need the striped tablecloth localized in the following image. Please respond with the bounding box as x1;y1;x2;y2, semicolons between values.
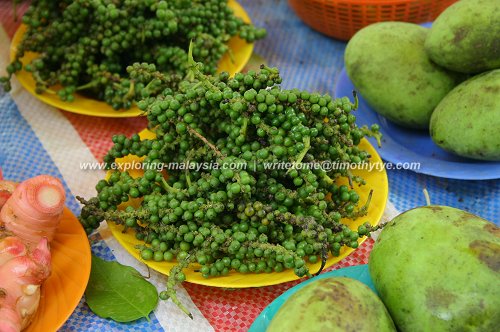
1;1;498;331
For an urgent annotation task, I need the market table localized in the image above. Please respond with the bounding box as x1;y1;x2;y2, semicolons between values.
0;1;498;331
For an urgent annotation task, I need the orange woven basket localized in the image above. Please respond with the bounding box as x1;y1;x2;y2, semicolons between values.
288;0;458;41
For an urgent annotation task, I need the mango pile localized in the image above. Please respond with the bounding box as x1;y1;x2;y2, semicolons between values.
267;206;500;331
344;0;500;161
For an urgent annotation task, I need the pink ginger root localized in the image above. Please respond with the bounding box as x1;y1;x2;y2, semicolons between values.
0;175;64;331
0;176;65;247
0;238;26;266
0;237;51;332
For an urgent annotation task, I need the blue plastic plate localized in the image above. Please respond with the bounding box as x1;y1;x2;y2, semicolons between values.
335;67;500;180
249;264;375;332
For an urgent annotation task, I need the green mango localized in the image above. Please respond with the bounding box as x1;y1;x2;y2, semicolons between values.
345;22;461;129
425;0;500;73
430;69;500;160
267;277;396;332
369;206;500;332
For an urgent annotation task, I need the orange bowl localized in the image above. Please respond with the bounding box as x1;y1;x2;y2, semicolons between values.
25;208;91;332
288;0;457;41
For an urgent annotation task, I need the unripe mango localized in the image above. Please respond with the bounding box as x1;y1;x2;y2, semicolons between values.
345;22;461;129
267;277;396;332
430;69;500;160
425;0;500;73
369;206;500;332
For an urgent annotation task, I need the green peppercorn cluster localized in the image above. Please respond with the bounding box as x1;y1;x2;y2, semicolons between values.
78;61;382;316
1;0;266;110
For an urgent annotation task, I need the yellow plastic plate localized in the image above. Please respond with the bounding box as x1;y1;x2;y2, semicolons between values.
10;0;253;118
23;208;91;332
107;130;388;288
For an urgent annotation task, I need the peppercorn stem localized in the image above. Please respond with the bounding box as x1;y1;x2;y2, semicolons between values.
286;136;310;174
187;127;224;157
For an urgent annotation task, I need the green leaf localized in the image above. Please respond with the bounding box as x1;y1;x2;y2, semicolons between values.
85;255;158;322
